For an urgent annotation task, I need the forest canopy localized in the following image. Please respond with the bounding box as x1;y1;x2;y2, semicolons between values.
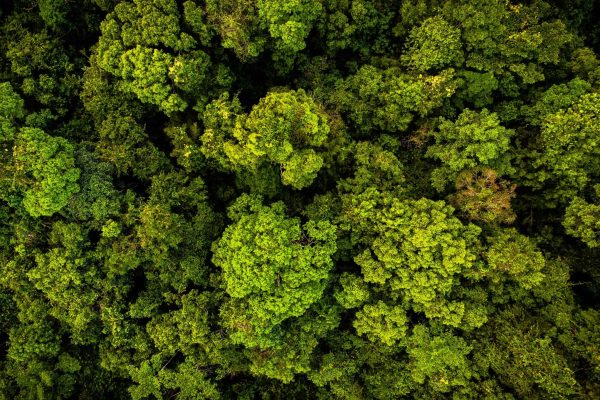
1;0;600;399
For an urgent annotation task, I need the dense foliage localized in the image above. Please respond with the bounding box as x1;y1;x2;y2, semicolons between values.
1;0;600;398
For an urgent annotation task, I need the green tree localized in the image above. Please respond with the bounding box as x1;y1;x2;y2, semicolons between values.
353;301;408;346
212;194;337;380
483;228;546;290
522;78;591;126
402;15;464;72
257;0;322;54
337;141;407;197
96;0;228;114
27;222;100;343
407;325;473;394
2;25;81;126
332;65;458;135
522;93;600;205
478;307;579;398
10;128;80;217
205;0;266;60
345;195;483;328
202;89;332;189
442;0;572;85
426;109;514;191
0;82;25;140
37;0;70;28
563;187;600;248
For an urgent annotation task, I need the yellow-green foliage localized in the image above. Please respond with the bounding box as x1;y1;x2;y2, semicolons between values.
1;0;599;398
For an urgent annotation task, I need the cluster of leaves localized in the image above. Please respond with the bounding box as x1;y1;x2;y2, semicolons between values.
1;0;600;399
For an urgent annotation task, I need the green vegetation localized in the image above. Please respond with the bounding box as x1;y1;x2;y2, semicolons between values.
1;0;600;398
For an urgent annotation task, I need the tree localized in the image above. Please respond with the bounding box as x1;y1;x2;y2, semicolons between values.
344;195;483;328
205;0;324;67
563;187;600;248
522;78;591;126
257;0;322;55
212;194;337;380
213;194;336;341
96;114;168;179
11;128;80;217
135;171;220;292
483;228;546;290
331;65;458;135
522;93;600;205
96;0;229;114
353;301;408;346
441;0;572;86
402;16;464;72
201;89;332;189
0;82;25;140
205;0;266;60
426;109;514;192
2;24;81;126
448;168;517;225
0;83;79;217
337;141;407;197
27;222;100;343
66;148;121;225
315;0;396;58
478;307;579;398
136;291;221;399
81;53;170;179
37;0;70;28
406;325;473;394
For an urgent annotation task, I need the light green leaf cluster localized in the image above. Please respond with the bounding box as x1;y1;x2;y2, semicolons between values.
442;0;572;80
522;78;591;126
335;273;370;309
203;89;331;189
532;93;600;203
213;194;337;346
96;0;213;114
350;197;481;327
257;0;323;53
564;192;600;248
14;128;80;217
115;0;188;49
27;223;97;342
484;228;545;289
119;45;187;113
407;325;472;393
402;16;464;72
427;108;514;191
353;301;407;346
334;65;458;134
